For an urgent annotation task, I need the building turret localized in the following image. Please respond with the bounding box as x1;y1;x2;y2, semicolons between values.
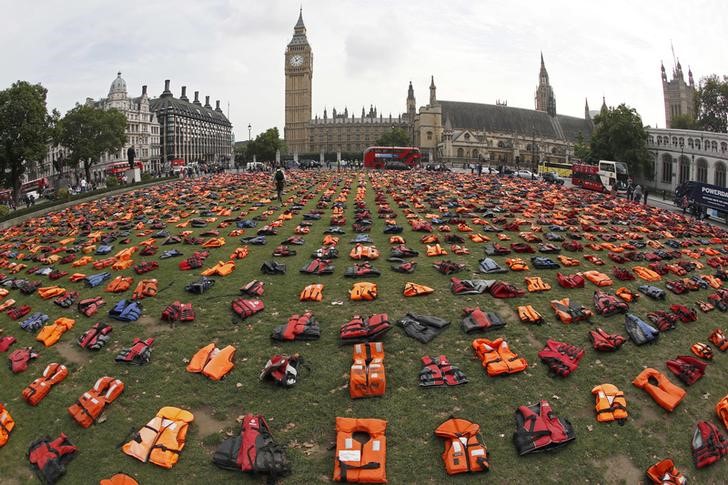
406;81;416;122
584;98;590;120
429;76;437;106
535;53;556;116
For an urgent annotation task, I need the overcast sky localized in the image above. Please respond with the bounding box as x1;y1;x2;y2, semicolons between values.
2;0;726;140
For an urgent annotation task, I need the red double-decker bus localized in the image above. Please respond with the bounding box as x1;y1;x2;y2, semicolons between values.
571;161;629;193
363;146;421;169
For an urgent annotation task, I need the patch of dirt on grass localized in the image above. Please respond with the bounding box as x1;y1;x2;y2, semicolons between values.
140;314;174;332
193;406;227;437
593;454;642;484
523;331;542;349
54;340;87;366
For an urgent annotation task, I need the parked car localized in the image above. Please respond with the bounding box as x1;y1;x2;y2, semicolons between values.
299;160;322;169
384;161;411;170
541;172;564;185
515;170;538;180
425;164;451;172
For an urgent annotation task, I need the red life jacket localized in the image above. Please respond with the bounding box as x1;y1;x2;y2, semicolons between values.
513;400;575;455
691;420;727;468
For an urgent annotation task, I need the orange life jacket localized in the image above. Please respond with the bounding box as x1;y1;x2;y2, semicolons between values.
469;233;490;243
132;279;158;300
702;274;722;289
403;282;434;297
72;256;93;267
186;343;236;381
506;258;529;271
632;368;686;412
717;395;728;429
122;406;194;469
100;473;139;485
105;276;134;293
37;286;66;300
592;383;628;424
557;255;580;266
350;244;380;260
472;338;528;376
350;282;378;301
421;234;439;244
434;418;489;475
633;266;662;282
450;244;470;255
497;233;511;241
300;284;324;302
0;299;15;312
69;273;87;282
525;276;551;292
350;342;386;399
615;287;639;303
323;235;340;246
22;363;68;406
709;328;728;352
550;298;593;324
93;257;116;269
201;260;236;277
333;417;387;483
68;376;125;428
36;318;75;347
426;244;448;257
0;403;15;447
388;236;405;245
114;247;137;261
582;270;613;287
517;305;544;324
111;259;134;271
202;237;225;248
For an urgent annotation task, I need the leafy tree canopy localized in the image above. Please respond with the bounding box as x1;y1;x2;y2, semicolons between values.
57;104;127;181
671;113;698;130
375;127;410;147
696;74;728;133
247;127;286;162
0;81;52;199
591;103;650;177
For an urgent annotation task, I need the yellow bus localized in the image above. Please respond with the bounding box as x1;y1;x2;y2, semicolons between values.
538;161;573;177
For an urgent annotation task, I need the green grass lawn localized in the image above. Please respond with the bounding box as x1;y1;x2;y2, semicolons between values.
0;170;726;484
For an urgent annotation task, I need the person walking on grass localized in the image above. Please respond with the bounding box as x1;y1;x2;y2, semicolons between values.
274;166;286;203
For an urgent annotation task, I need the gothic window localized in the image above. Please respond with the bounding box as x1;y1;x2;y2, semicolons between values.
712;141;718;151
696;158;708;183
715;162;727;188
457;148;464;158
648;136;654;145
722;142;727;153
661;154;673;183
678;156;690;184
688;138;693;149
672;137;678;146
695;139;701;150
679;137;684;147
426;131;433;141
497;141;505;148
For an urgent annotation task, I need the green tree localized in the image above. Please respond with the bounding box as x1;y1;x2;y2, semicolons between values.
375;127;410;147
57;104;127;182
590;103;650;177
695;74;728;133
233;141;248;166
248;127;286;162
671;113;698;130
0;81;52;202
573;131;592;162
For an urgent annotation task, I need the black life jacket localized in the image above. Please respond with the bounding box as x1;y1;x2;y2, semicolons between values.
27;433;77;484
114;338;154;365
391;260;417;273
419;355;468;387
531;257;560;269
271;312;321;341
240;279;265;296
339;314;391;344
461;307;506;333
259;354;304;387
398;313;450;344
53;291;78;309
213;414;291;479
185;277;215;294
433;260;465;275
77;322;113;351
300;258;335;275
513;400;575;455
450;277;492;295
479;258;507;274
261;261;286;275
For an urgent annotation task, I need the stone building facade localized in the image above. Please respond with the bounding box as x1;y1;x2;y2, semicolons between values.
643;128;728;192
662;60;696;128
149;80;233;169
283;9;592;163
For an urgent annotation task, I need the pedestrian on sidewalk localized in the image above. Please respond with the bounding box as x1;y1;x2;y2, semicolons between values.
633;184;642;203
681;195;689;214
643;187;648;205
627;184;634;201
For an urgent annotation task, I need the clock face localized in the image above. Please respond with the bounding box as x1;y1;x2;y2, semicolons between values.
290;54;304;67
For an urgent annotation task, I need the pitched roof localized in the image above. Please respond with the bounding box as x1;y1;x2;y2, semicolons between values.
439;100;591;142
149;95;231;127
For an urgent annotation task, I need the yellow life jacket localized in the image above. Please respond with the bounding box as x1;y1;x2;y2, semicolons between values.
349;282;378;301
525;276;551;292
122;406;194;469
0;403;15;447
592;383;628;424
300;284;324;302
186;344;236;381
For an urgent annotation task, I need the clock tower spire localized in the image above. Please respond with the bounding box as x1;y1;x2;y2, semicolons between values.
284;7;313;155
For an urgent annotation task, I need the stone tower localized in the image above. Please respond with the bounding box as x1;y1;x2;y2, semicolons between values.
429;76;437;106
284;8;313;154
662;60;696;128
535;53;556;116
406;81;416;121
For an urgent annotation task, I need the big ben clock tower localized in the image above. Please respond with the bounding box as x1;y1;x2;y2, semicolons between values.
284;8;312;155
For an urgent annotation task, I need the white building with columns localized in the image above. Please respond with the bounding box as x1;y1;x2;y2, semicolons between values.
644;128;728;193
